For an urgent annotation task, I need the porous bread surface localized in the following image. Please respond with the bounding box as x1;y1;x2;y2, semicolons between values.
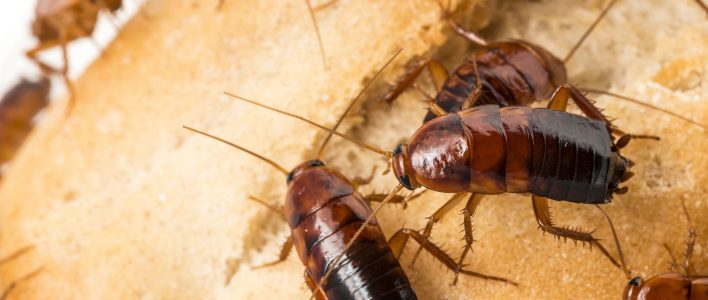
0;0;706;299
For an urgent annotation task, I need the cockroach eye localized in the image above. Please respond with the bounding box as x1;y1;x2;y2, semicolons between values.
398;175;413;190
393;144;404;155
308;160;325;167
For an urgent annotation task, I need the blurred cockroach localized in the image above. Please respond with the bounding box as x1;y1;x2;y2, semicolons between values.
601;198;708;300
381;0;706;129
186;50;515;299
26;0;123;114
0;77;51;179
0;246;42;300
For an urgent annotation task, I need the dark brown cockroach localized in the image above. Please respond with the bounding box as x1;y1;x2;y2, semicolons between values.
381;0;706;129
186;51;515;299
0;77;51;180
602;198;708;300
0;245;42;300
26;0;123;114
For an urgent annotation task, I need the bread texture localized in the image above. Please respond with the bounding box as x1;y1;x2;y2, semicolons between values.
0;0;706;299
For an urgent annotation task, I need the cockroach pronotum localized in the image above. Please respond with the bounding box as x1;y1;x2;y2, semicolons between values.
185;50;515;299
0;245;42;300
381;0;706;128
599;198;708;300
0;77;51;180
26;0;123;114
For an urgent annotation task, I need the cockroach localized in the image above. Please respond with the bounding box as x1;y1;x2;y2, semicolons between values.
228;82;642;288
381;0;706;128
26;0;123;114
186;51;515;299
600;198;708;300
0;245;42;300
0;77;51;179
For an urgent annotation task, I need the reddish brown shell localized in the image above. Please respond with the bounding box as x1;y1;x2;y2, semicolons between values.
425;40;567;122
403;105;618;204
285;163;416;299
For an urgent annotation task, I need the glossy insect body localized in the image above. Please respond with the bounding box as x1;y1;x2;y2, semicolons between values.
392;105;627;203
624;274;708;300
286;161;416;300
0;78;50;174
424;41;566;122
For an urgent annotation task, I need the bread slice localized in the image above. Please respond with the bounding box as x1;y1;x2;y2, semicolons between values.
0;0;706;299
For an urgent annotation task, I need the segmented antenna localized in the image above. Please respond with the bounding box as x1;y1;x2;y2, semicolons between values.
317;48;402;158
183;126;289;175
564;0;619;63
223;92;393;157
305;0;328;69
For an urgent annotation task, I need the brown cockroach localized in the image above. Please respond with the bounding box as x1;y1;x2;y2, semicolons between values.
381;0;706;129
599;198;708;300
0;245;42;300
26;0;123;114
228;81;641;288
186;51;515;299
0;77;51;179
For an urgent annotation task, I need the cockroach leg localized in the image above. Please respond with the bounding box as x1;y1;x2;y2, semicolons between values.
435;0;488;46
532;195;621;269
247;196;285;221
410;192;467;267
25;42;61;75
427;60;449;92
532;195;595;243
453;193;484;285
381;58;449;104
389;228;517;285
57;30;76;116
428;102;448;117
303;270;326;300
252;236;294;269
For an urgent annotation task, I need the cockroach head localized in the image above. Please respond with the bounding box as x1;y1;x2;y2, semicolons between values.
392;144;419;190
287;160;325;184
